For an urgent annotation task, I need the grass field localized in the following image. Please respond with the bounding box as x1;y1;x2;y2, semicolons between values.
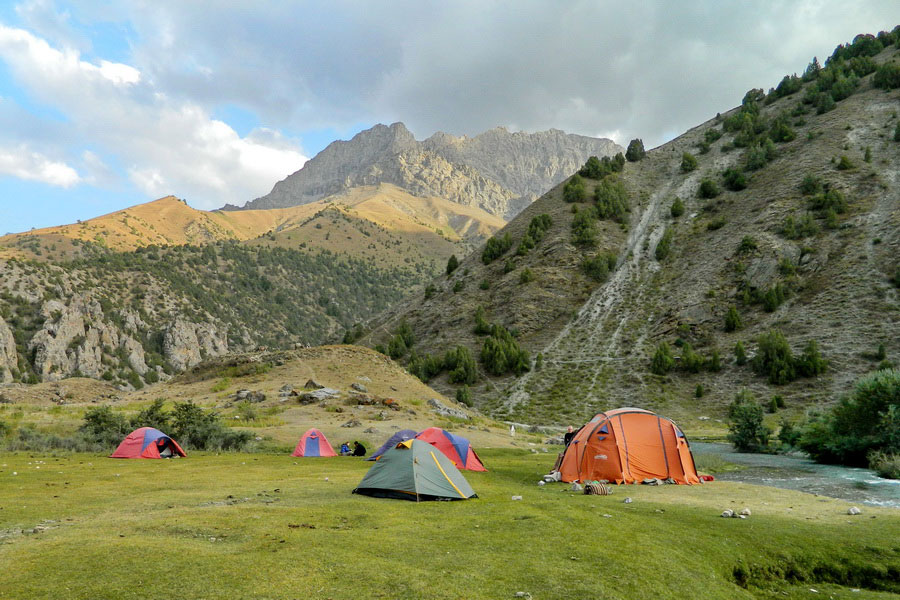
1;449;898;599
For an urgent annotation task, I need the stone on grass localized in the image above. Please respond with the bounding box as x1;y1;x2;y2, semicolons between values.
721;509;734;518
848;506;861;515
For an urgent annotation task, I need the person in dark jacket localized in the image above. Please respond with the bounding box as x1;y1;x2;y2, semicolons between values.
352;441;366;457
563;426;575;447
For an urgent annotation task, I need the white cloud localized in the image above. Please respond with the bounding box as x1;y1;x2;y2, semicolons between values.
0;23;306;208
0;144;80;187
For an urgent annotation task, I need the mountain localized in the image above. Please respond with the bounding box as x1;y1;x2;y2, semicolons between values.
234;123;622;219
361;36;900;426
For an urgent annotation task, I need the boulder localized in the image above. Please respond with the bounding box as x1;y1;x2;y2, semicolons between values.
427;398;469;421
298;388;340;404
350;382;368;393
0;315;17;383
304;379;324;390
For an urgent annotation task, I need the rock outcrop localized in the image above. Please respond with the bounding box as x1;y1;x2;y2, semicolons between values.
0;315;17;383
163;319;229;372
234;123;621;219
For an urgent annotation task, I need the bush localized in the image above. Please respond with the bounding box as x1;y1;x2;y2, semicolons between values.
480;324;529;376
873;63;900;89
816;92;835;114
781;213;819;239
474;306;491;335
479;279;490;290
800;369;900;467
778;418;802;448
868;451;900;479
482;232;513;264
706;348;722;372
670;197;684;218
681;152;698;172
131;398;170;431
737;236;757;254
800;174;823;195
625;139;645;162
571;208;598;247
894;122;900;142
723;167;747;191
445;346;477;384
725;306;743;332
581;252;617;282
734;340;747;365
563;174;587;203
456;385;473;407
80;406;131;447
517;214;553;255
836;155;854;170
698;179;720;199
452;280;463;293
650;342;675;375
170;401;251;451
655;227;674;261
704;128;722;143
728;390;771;452
519;268;535;284
679;343;704;373
752;329;796;384
594;177;629;221
695;384;704;398
809;188;847;213
446;255;459;275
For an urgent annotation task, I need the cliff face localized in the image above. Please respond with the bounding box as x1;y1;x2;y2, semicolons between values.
238;123;621;219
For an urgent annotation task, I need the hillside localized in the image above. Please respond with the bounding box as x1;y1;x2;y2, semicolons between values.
0;186;503;267
236;122;622;219
363;34;900;426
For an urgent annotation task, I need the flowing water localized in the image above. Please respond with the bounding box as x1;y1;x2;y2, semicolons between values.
692;442;900;508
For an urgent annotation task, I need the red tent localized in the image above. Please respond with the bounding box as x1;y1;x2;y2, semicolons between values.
415;427;486;471
291;428;338;457
111;427;186;459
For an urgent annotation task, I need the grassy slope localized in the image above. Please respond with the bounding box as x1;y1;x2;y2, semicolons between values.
0;450;898;599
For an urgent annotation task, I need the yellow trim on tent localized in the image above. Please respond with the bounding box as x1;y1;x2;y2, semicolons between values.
430;451;466;498
398;440;414;449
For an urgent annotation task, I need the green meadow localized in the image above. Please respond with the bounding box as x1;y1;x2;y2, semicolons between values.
1;450;898;600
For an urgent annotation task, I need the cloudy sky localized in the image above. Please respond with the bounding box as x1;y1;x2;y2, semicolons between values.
1;1;898;234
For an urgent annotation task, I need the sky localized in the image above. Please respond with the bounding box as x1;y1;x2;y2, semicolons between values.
0;1;898;235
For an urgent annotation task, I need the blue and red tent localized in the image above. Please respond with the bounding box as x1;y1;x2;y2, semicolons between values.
110;427;186;459
292;428;338;457
367;429;417;461
415;427;486;471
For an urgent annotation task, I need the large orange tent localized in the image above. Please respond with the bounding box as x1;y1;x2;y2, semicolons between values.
558;408;699;484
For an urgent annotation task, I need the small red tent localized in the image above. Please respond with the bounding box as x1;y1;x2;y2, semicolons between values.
415;427;486;471
291;428;338;457
111;427;186;459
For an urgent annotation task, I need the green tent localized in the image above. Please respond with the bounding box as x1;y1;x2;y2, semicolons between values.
352;439;477;501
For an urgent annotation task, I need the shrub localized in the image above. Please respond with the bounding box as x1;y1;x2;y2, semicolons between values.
474;306;491;335
734;340;747;365
723;167;747;191
579;155;622;179
706;217;726;231
170;401;251;451
752;329;796;384
516;214;553;255
571;208;598;247
445;346;477;384
479;279;490;290
698;179;720;199
131;398;170;431
581;252;617;282
670;197;684;218
453;280;463;293
519;268;535;284
695;384;704;398
873;63;900;89
424;283;436;300
727;390;771;452
681;152;698;172
387;335;408;359
868;451;900;479
737;236;757;254
796;339;827;377
778;418;802;448
563;174;587;203
482;232;513;264
761;283;787;312
456;385;473;407
836;155;854;170
781;212;819;239
446;255;459;275
800;369;900;467
800;174;823;195
809;188;847;213
625;139;646;162
480;324;529;376
769;120;796;143
894;122;900;142
725;306;743;332
680;343;704;373
594;177;629;221
864;146;872;163
816;92;835;114
650;342;675;375
706;348;722;372
655;227;674;261
830;73;859;101
80;406;131;447
704;128;723;143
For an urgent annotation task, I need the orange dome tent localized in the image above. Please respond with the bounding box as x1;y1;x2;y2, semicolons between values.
558;408;699;485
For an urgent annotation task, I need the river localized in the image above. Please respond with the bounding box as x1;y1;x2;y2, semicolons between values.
691;442;900;508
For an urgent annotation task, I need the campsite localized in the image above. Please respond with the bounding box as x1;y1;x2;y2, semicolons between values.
2;448;898;599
